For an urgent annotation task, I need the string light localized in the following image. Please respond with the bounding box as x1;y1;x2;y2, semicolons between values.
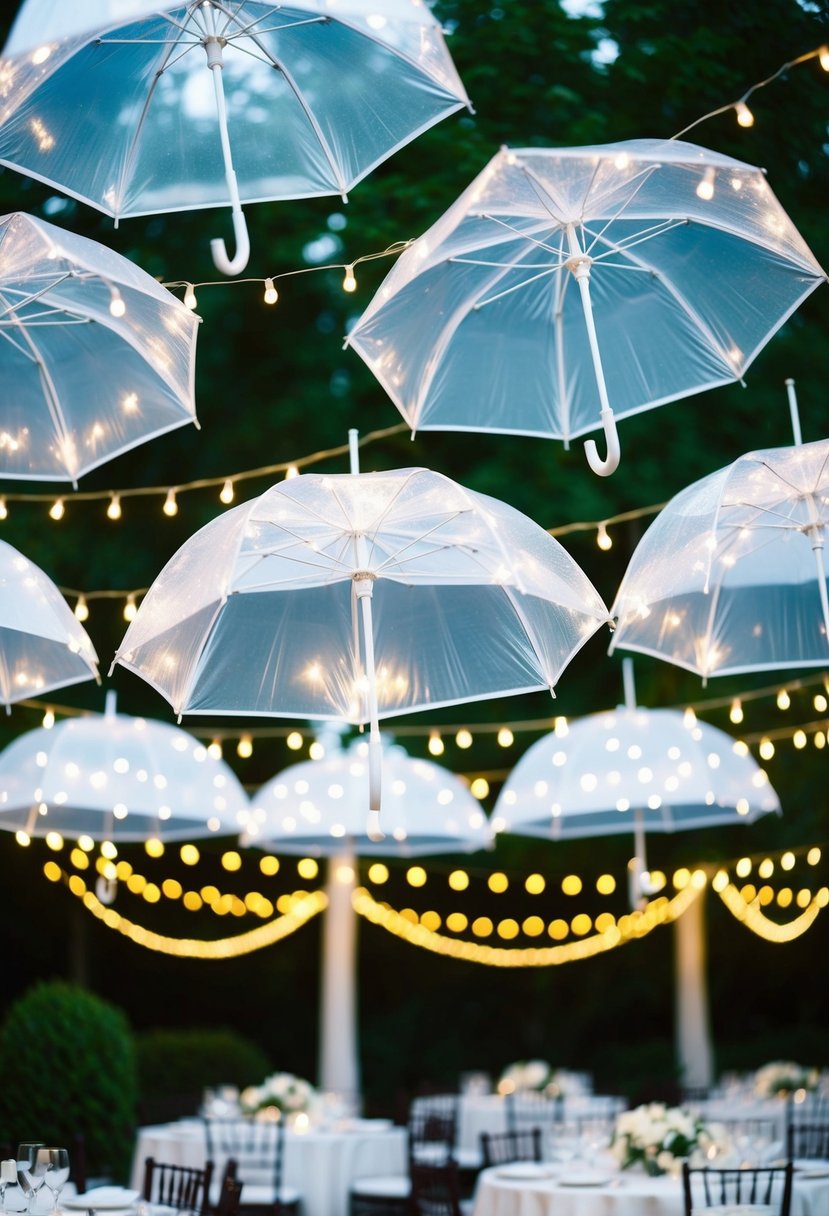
163;488;178;517
123;594;137;622
106;494;122;521
734;101;754;128
219;479;235;505
42;707;55;729
108;288;126;318
183;283;198;310
729;699;743;725
0;498;7;520
48;498;65;521
695;167;715;201
596;521;612;551
497;728;513;748
342;265;357;293
777;688;790;711
285;464;299;480
74;595;89;622
456;728;473;749
428;731;444;756
263;278;278;305
820;45;829;71
237;734;253;759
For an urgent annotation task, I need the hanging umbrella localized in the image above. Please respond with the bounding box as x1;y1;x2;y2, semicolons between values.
0;0;471;273
345;139;826;475
243;727;490;1104
0;689;249;840
491;659;780;906
111;443;611;814
0;211;199;483
0;535;99;708
610;381;829;679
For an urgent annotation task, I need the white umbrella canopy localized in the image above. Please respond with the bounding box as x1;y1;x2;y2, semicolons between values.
243;733;491;856
0;690;248;840
610;427;829;680
0;535;99;708
0;211;199;482
0;0;471;273
345;139;826;475
112;463;611;811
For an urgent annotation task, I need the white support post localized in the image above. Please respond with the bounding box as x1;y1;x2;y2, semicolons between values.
318;849;361;1112
674;883;714;1091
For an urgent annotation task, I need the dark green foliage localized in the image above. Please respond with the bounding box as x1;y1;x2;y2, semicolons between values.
0;982;136;1181
135;1026;270;1120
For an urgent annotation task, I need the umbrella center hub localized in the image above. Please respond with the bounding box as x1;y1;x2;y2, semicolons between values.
565;254;593;281
353;571;377;598
203;34;228;69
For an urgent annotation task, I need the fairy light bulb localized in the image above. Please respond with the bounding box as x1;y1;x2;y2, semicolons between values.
0;498;6;520
729;698;744;725
497;727;514;748
107;494;122;521
759;737;775;761
219;479;234;505
456;728;473;749
109;288;126;318
123;594;137;622
342;264;357;293
285;465;299;480
184;283;198;310
696;167;715;201
42;708;55;729
596;521;612;551
74;595;89;622
735;101;754;128
428;730;444;756
286;731;303;751
263;278;278;305
163;488;178;517
207;739;223;760
237;735;253;759
776;688;790;711
49;498;65;521
819;45;829;71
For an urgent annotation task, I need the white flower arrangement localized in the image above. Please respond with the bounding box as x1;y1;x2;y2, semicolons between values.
752;1061;819;1099
240;1071;317;1118
610;1103;721;1176
497;1061;590;1098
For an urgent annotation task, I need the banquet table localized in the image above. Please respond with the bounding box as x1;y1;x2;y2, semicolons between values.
472;1163;829;1216
130;1118;407;1216
456;1095;626;1155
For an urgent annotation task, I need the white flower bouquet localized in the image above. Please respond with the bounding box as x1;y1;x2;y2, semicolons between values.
497;1060;554;1094
240;1071;317;1118
752;1061;819;1099
610;1103;719;1176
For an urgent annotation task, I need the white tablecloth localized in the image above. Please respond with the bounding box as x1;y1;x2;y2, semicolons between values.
130;1119;407;1216
457;1096;626;1155
472;1164;829;1216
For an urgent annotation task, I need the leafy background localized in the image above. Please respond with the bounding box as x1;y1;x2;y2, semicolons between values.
0;0;827;1112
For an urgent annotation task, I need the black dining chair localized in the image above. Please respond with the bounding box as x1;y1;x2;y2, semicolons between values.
479;1128;543;1168
202;1117;301;1216
142;1157;215;1216
681;1161;794;1216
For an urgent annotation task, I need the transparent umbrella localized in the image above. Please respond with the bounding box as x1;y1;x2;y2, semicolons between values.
492;660;780;907
610;381;829;679
0;689;248;841
0;535;98;709
0;211;199;483
112;443;611;815
242;726;490;1105
345;139;825;475
0;0;471;273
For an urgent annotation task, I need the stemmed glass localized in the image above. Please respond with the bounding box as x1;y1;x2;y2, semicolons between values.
16;1145;46;1215
1;1159;18;1211
38;1151;69;1215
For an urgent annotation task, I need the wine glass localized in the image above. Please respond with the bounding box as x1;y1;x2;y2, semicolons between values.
37;1151;69;1215
15;1145;46;1215
1;1158;19;1211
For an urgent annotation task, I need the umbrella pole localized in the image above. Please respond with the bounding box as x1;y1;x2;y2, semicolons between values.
564;224;620;476
629;807;649;910
205;34;250;274
354;577;383;825
785;377;803;445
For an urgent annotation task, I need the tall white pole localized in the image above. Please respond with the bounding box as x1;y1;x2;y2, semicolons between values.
674;884;714;1091
318;848;361;1112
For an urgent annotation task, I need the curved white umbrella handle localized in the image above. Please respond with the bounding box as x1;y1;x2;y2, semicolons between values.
211;204;250;275
584;408;621;477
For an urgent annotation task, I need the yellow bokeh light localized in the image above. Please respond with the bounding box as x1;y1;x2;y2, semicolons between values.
571;913;593;937
448;870;469;891
471;916;493;937
145;837;164;858
222;851;242;871
70;848;89;870
183;891;203;912
488;872;508;893
420;910;441;932
298;858;319;880
525;873;545;895
100;841;118;860
497;919;519;940
260;856;280;876
368;863;389;884
446;912;468;933
548;919;569;940
596;873;616;895
407;866;427;887
522;916;545;936
777;887;793;908
162;879;182;900
735;857;752;878
758;858;774;879
470;777;490;799
561;874;582;896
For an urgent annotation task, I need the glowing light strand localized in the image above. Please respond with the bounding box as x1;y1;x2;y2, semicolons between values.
715;881;827;942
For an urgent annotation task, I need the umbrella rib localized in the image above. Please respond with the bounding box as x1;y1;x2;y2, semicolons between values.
585;218;690;262
755;454;828;499
580;163;662;252
474;212;564;256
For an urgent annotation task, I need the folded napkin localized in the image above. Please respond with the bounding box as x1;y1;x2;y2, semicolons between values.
64;1187;140;1210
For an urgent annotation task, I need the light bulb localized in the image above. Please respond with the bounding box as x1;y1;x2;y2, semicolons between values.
0;498;7;520
428;731;444;756
237;735;253;759
109;289;126;318
819;45;829;71
497;727;514;748
123;594;137;622
220;479;234;505
776;688;790;711
163;488;178;517
735;101;754;128
285;465;299;480
207;739;223;759
342;264;357;293
596;521;612;550
74;595;89;622
49;498;65;521
184;283;198;310
42;708;55;729
696;167;715;201
263;277;278;305
107;494;122;521
456;728;473;749
729;698;744;725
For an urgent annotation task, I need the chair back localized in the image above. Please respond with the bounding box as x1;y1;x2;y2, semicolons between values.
787;1117;829;1160
480;1128;542;1168
504;1092;561;1132
681;1161;794;1216
203;1116;286;1209
409;1158;463;1216
408;1095;458;1164
142;1157;214;1215
215;1164;243;1216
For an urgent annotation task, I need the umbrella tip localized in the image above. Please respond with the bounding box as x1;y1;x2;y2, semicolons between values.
366;810;384;843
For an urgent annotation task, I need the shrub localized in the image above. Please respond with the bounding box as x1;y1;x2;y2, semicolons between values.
0;981;137;1182
136;1027;270;1120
